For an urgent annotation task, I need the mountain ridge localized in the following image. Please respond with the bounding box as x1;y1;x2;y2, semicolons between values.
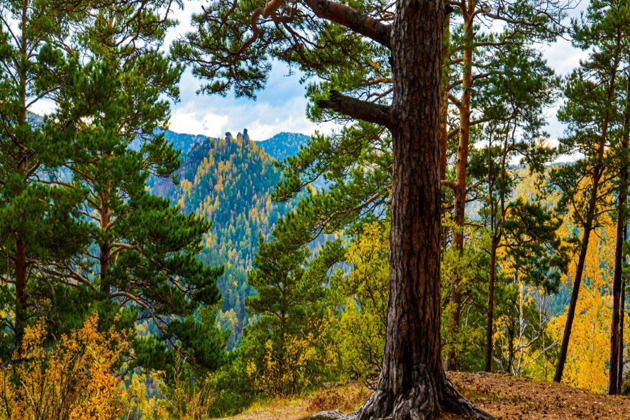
161;128;310;162
150;128;309;347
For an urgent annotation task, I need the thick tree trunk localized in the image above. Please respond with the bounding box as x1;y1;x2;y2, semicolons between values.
372;0;446;411
312;1;490;418
484;240;498;372
312;2;491;419
610;77;630;394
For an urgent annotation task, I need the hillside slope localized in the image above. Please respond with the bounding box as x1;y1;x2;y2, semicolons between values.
160;128;310;159
149;130;303;347
254;131;311;161
224;373;630;419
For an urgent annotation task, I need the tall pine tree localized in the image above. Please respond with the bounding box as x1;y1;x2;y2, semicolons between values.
0;0;88;350
51;1;227;372
552;0;630;384
176;0;492;417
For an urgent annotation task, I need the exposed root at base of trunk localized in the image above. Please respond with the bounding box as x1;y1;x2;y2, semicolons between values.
309;372;494;420
438;374;494;419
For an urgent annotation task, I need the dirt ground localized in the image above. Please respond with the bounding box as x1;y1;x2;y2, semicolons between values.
226;372;630;419
448;372;630;419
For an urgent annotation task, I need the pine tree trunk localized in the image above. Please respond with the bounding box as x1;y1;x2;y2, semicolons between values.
553;216;593;383
314;2;491;419
610;77;630;394
15;4;28;345
311;1;491;418
446;4;475;371
555;74;618;384
485;239;498;372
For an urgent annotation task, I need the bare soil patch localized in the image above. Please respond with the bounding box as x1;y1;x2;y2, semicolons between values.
448;372;630;419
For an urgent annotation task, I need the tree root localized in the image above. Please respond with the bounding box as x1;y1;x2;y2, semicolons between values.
438;374;494;420
309;372;493;420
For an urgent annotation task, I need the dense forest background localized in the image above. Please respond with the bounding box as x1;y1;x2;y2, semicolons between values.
2;0;630;418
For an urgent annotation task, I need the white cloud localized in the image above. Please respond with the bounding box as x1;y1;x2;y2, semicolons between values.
165;2;331;139
168;103;230;136
169;65;328;140
542;38;588;77
29;98;56;116
166;1;593;140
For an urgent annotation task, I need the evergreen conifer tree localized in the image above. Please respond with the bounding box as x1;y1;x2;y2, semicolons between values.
0;0;89;351
50;1;227;372
552;0;630;384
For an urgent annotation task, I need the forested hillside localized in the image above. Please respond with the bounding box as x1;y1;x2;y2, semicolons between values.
254;132;311;161
149;130;306;346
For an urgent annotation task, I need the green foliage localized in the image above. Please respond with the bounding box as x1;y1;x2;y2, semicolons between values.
330;221;388;387
0;0;228;380
257;132;311;162
242;215;337;395
47;2;226;374
149;131;299;347
552;0;630;232
200;214;342;415
440;214;491;371
0;0;95;350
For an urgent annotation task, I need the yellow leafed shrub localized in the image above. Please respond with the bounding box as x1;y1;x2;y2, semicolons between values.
0;313;129;420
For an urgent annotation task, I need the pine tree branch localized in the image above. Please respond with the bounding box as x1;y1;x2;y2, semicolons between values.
111;291;167;334
441;180;458;190
448;93;463;109
263;0;285;18
304;0;391;49
317;90;392;128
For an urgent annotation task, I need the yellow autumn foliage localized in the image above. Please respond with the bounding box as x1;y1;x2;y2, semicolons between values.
247;324;337;397
0;313;129;420
549;215;620;393
333;222;389;385
547;174;629;393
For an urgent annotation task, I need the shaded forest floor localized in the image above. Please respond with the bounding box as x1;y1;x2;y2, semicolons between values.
225;372;630;419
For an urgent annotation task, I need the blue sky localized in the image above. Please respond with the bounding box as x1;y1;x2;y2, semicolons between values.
26;1;589;141
167;1;590;141
166;1;320;140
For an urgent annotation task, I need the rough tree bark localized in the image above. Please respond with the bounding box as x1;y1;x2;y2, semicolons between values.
610;78;630;394
313;0;491;418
